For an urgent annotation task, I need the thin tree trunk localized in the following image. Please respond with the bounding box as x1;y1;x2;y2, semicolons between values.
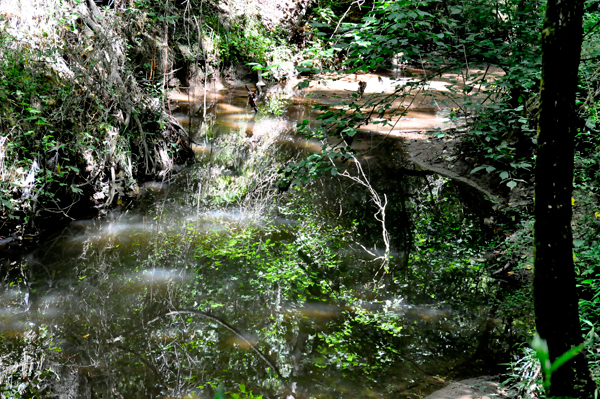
533;0;595;397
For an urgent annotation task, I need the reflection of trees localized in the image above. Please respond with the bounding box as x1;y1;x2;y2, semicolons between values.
149;309;295;396
245;113;257;137
11;162;500;398
317;140;442;273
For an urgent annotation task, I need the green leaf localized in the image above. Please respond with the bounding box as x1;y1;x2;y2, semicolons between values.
342;128;357;137
499;171;509;180
1;199;14;210
470;165;488;174
549;344;584;374
506;181;517;189
531;333;550;373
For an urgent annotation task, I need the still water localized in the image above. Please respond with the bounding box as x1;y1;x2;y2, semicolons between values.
1;74;503;398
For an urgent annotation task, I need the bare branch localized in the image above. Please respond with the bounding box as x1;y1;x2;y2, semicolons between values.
335;156;390;275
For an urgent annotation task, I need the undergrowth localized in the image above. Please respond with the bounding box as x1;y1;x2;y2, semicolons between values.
0;0;192;235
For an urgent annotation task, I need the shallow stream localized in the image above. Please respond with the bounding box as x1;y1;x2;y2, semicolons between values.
1;73;506;399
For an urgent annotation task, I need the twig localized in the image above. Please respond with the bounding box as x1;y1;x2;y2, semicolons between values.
330;0;365;40
583;18;600;38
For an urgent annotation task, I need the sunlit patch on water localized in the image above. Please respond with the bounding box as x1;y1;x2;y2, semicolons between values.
204;210;251;223
0;290;27;336
0;288;22;307
122;268;190;291
142;181;170;194
32;295;64;324
190;142;213;154
0;320;29;336
173;114;204;127
227;334;259;349
216;103;247;114
389;301;453;321
282;303;342;321
0;293;63;335
275;136;323;154
93;221;149;240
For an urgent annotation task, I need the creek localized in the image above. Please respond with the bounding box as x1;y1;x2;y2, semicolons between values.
1;72;508;399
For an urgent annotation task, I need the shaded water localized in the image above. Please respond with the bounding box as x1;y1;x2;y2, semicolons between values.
0;75;504;398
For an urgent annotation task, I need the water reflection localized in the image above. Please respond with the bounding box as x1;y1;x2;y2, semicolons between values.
0;75;503;399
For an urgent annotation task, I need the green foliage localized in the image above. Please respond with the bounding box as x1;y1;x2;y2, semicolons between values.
0;30;88;223
0;3;193;231
131;0;300;79
466;99;537;190
502;345;543;399
222;19;279;67
292;0;545;189
531;333;585;398
256;92;292;117
405;177;491;305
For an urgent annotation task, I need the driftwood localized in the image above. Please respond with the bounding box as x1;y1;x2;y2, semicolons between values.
245;85;259;113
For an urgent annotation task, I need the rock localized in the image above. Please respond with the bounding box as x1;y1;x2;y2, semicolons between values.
423;377;506;399
0;237;14;252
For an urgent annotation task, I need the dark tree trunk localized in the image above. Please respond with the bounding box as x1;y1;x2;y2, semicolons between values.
534;0;595;397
